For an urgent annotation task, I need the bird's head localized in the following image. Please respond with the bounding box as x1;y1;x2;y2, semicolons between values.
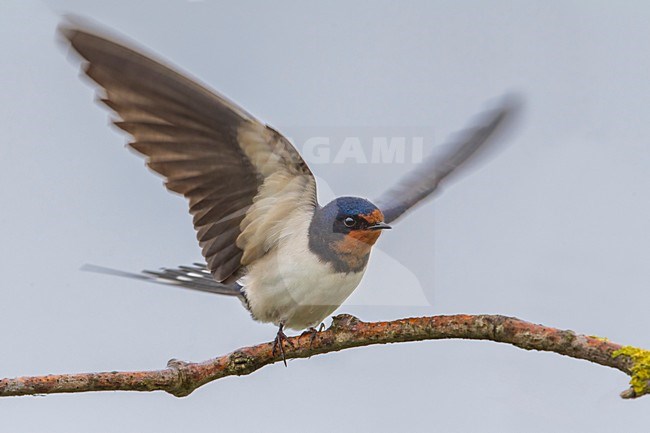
309;197;391;272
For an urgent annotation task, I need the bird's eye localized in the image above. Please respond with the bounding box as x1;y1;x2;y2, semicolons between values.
343;217;356;227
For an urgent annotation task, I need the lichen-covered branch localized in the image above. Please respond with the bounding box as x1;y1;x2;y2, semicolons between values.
1;314;648;399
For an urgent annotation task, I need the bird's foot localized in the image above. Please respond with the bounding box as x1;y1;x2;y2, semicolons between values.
272;323;294;367
301;322;326;350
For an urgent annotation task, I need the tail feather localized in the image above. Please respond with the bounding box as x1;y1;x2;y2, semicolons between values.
81;263;244;297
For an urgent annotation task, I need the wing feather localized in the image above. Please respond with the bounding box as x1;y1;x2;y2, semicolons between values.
61;21;316;282
376;96;520;223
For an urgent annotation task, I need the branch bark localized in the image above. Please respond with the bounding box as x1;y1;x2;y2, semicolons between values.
1;314;648;399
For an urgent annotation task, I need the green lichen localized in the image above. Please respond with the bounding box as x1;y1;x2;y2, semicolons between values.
612;345;650;395
589;335;610;342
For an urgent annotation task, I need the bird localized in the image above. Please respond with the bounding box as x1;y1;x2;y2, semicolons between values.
60;20;519;364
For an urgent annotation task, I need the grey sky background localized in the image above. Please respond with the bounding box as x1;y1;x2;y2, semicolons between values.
2;1;650;431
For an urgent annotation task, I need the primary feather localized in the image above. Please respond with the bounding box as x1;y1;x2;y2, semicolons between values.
61;21;317;283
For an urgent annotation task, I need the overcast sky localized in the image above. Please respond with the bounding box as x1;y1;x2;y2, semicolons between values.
2;1;650;432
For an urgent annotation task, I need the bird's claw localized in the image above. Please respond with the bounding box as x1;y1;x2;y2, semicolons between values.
272;324;293;367
301;322;326;351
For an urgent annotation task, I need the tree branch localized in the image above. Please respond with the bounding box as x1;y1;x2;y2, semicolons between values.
1;314;648;399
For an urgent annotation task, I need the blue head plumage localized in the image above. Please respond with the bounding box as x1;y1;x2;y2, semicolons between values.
308;197;390;273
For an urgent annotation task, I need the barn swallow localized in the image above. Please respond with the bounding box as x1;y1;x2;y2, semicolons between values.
61;21;518;363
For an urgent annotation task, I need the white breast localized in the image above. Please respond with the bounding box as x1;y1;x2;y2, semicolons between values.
240;209;366;330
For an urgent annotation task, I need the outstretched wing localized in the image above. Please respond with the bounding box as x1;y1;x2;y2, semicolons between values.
376;97;520;223
61;21;317;282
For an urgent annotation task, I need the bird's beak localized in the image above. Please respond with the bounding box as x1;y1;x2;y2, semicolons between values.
368;221;392;231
